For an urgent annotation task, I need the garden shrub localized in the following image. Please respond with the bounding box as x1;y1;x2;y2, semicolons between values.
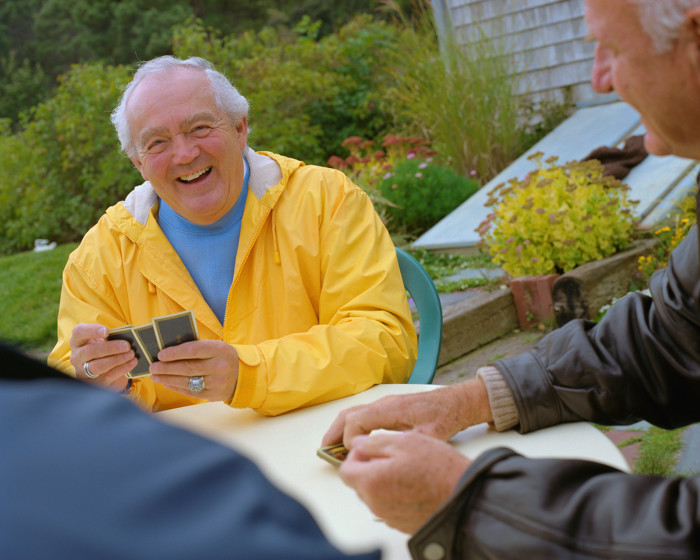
478;153;639;277
638;188;697;283
329;133;478;235
378;157;479;235
328;134;434;192
173;15;398;165
0;63;140;255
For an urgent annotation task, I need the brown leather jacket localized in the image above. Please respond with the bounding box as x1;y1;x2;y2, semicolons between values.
410;221;700;558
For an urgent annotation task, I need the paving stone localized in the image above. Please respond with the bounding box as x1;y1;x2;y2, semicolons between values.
601;429;644;471
677;424;700;476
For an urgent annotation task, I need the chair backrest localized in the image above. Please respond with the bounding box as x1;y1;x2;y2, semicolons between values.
396;248;443;384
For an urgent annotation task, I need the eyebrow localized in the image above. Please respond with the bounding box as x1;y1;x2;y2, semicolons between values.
137;111;219;147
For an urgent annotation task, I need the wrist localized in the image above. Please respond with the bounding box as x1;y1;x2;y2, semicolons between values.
455;377;495;428
476;366;519;431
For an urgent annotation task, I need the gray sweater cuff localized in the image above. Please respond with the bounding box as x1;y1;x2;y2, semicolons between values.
477;366;519;431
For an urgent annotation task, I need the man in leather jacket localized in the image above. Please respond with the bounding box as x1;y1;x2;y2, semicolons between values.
322;1;700;557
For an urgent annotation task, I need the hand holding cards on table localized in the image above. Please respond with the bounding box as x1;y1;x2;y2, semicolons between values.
317;430;405;468
107;310;199;378
317;443;349;467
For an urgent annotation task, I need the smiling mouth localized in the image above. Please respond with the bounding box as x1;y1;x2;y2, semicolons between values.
178;167;212;183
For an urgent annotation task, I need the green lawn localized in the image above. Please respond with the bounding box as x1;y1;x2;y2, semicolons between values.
0;243;77;354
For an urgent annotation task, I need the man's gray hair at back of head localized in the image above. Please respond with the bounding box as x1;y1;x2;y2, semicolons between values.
111;56;249;158
630;0;700;52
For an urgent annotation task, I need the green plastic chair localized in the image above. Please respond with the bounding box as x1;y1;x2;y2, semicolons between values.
396;248;443;384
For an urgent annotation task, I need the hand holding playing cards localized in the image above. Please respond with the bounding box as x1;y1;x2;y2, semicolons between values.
70;323;136;391
339;430;471;534
150;340;239;401
322;379;493;449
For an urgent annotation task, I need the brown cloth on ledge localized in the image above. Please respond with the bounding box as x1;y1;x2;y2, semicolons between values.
582;134;648;180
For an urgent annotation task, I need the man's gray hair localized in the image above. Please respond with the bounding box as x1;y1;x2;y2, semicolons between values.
111;56;249;157
630;0;699;52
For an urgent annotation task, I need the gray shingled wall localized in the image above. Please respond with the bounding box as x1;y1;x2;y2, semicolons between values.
442;0;606;106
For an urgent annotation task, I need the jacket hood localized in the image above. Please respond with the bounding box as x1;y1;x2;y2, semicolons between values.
110;148;303;233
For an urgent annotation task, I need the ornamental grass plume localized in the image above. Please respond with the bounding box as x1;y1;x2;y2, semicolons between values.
478;153;639;277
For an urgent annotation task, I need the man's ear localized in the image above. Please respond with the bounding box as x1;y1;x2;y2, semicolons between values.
236;116;248;150
130;156;147;181
688;6;700;44
684;6;700;79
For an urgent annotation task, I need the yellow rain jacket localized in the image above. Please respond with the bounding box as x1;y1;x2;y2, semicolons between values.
48;150;417;415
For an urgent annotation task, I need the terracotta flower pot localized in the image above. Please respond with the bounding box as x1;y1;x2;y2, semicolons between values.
510;274;560;329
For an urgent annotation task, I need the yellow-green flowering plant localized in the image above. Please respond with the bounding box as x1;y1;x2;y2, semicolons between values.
478;153;639;277
638;191;697;282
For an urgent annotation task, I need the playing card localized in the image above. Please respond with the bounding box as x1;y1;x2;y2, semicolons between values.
316;444;348;467
133;323;160;363
107;325;151;378
153;310;199;350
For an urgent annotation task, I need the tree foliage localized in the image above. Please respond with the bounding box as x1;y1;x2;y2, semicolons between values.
0;64;139;254
0;0;550;256
0;0;410;126
173;15;398;163
0;11;404;254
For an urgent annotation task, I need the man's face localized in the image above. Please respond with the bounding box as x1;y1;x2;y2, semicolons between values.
127;68;247;225
585;0;700;160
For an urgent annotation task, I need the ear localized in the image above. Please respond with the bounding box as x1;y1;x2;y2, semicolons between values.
687;6;700;45
236;116;248;150
684;6;700;76
130;156;147;181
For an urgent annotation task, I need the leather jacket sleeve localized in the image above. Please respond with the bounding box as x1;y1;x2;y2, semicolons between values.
410;448;700;559
495;224;700;433
408;226;700;559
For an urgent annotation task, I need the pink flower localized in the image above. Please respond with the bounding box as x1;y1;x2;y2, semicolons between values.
470;170;477;176
407;153;416;159
381;135;402;147
383;172;392;179
415;172;423;178
327;155;346;169
418;162;428;169
342;136;364;147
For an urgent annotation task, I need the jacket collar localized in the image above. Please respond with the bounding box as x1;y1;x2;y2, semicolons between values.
119;147;294;227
